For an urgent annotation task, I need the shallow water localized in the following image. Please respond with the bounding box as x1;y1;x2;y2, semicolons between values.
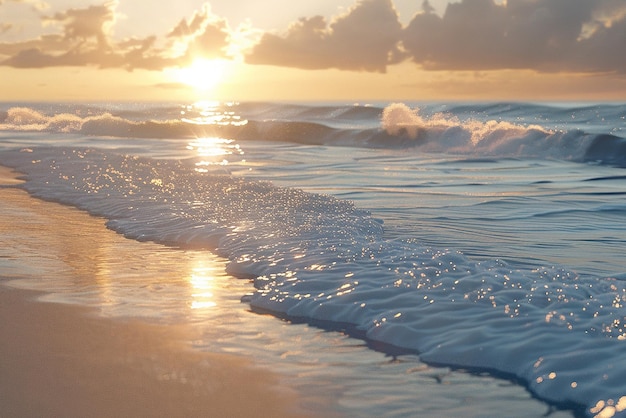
238;143;626;279
0;183;572;418
1;100;626;417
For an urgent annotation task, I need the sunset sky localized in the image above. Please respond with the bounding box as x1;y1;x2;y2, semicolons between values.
1;0;626;102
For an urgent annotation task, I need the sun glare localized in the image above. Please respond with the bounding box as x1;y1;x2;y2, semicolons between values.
174;58;227;91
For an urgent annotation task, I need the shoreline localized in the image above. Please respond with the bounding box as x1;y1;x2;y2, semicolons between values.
0;165;312;418
0;162;578;418
0;286;308;418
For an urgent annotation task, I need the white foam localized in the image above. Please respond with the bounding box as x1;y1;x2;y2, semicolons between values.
378;103;601;162
2;146;626;416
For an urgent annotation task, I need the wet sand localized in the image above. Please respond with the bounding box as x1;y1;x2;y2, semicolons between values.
0;287;308;418
0;166;309;418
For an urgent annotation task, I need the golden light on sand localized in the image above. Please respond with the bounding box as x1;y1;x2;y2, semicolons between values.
173;58;228;92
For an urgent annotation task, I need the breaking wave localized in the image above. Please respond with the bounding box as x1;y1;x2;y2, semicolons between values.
1;101;625;167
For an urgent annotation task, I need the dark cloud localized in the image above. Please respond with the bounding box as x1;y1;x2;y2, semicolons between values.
402;0;626;73
245;0;626;75
246;0;404;73
0;1;231;70
578;14;626;72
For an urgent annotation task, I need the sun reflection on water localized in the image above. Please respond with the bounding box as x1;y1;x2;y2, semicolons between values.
187;136;244;169
1;186;237;320
181;101;247;170
180;101;247;126
590;396;626;418
189;262;218;310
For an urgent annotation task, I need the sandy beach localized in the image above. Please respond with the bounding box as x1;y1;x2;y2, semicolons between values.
0;287;309;418
0;166;311;418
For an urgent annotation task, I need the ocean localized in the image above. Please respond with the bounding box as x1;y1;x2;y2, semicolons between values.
1;100;626;417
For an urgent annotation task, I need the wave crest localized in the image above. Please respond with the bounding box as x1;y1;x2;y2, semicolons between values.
1;103;625;167
381;103;425;138
381;102;551;146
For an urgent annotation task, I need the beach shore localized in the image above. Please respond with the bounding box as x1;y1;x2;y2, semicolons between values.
0;287;309;418
0;166;311;418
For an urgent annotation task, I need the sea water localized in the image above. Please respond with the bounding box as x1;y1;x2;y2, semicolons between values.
1;101;626;417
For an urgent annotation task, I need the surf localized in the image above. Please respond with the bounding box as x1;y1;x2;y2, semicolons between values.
1;144;626;416
2;101;625;167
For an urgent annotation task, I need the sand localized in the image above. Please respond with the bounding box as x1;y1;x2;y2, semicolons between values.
0;166;311;418
0;288;309;418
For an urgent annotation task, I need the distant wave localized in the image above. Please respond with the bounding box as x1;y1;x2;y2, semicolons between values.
1;102;625;167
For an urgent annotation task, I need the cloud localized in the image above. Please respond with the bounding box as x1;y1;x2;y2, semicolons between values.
245;0;626;75
1;0;625;77
45;3;116;50
0;1;233;70
0;23;12;35
246;0;404;73
0;0;49;11
167;3;230;63
402;0;626;73
1;1;142;69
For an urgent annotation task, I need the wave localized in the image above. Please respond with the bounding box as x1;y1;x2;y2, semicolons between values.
1;146;626;416
1;102;625;167
584;134;626;167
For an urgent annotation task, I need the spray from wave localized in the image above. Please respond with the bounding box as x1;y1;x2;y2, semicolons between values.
381;102;625;165
0;106;191;138
382;102;563;151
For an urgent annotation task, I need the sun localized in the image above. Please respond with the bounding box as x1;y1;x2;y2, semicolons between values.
173;58;227;92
